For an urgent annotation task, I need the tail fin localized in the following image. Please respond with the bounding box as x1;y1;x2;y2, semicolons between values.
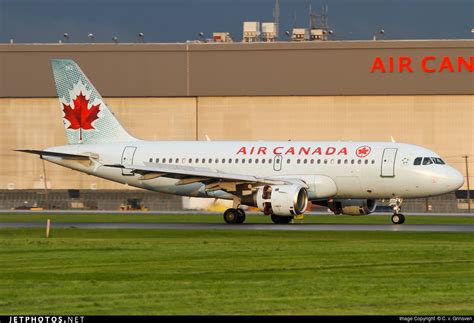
51;59;137;144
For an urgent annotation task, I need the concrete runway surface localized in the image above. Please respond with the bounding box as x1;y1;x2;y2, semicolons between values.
2;222;474;232
1;210;473;217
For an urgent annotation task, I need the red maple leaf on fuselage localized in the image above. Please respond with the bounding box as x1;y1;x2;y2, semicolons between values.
62;91;100;131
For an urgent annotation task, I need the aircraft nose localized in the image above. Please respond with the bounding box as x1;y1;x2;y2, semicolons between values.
447;167;464;191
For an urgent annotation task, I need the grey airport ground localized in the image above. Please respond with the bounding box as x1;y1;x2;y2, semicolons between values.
2;211;473;232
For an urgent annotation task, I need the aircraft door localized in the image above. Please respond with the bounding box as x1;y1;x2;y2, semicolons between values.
381;148;398;177
121;146;137;176
273;154;283;171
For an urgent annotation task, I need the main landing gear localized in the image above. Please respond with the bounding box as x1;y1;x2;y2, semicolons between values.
270;214;293;224
223;208;246;224
223;208;294;225
390;197;405;224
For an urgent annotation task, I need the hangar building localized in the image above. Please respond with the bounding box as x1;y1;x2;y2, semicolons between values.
0;40;472;211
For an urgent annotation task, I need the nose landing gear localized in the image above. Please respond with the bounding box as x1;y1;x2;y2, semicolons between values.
389;197;405;224
391;213;405;224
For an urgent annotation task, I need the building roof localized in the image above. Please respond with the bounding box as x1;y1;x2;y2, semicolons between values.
1;40;473;97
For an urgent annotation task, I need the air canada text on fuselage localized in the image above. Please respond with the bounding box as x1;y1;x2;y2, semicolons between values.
235;146;375;157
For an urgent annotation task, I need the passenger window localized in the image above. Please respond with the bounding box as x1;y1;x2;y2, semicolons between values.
304;159;308;164
162;158;166;163
297;159;301;164
310;159;314;164
317;159;321;164
344;159;348;164
222;158;226;164
262;159;265;164
358;159;362;164
208;158;212;164
228;158;232;164
169;158;173;163
202;158;206;163
215;158;219;163
414;157;422;165
189;158;192;163
422;157;433;165
175;158;179;163
195;158;199;163
324;159;328;164
364;159;369;164
249;158;252;164
242;159;246;164
337;159;341;164
269;159;272;164
371;160;375;164
235;158;239;164
351;159;355;164
155;158;159;163
287;159;290;164
255;159;259;164
149;158;153;162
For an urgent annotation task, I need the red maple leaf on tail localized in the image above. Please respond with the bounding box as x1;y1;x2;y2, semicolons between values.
62;91;101;140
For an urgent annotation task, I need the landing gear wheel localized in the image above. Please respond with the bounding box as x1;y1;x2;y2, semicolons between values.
391;213;405;224
236;208;246;224
224;208;240;224
271;214;293;224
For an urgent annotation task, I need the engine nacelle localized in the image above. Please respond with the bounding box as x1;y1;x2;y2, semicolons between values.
331;199;377;216
250;184;308;216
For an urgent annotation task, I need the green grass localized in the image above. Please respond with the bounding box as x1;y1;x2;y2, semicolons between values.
1;213;473;225
0;228;472;315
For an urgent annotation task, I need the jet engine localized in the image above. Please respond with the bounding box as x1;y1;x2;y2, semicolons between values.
330;199;377;216
242;184;308;216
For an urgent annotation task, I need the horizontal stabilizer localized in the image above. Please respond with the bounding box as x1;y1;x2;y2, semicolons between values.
15;149;92;160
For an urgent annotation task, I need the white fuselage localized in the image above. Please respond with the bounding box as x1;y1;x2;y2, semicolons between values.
43;140;464;201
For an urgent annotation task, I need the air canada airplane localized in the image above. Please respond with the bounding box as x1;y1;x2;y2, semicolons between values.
18;59;464;224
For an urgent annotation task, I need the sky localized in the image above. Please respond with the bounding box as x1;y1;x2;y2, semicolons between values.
0;0;473;43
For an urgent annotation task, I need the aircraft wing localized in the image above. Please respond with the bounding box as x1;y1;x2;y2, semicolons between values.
104;163;303;191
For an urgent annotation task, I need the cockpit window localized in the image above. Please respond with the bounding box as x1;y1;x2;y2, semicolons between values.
422;157;433;165
414;157;445;166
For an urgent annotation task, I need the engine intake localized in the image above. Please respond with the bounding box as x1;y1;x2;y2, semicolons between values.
251;184;308;216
